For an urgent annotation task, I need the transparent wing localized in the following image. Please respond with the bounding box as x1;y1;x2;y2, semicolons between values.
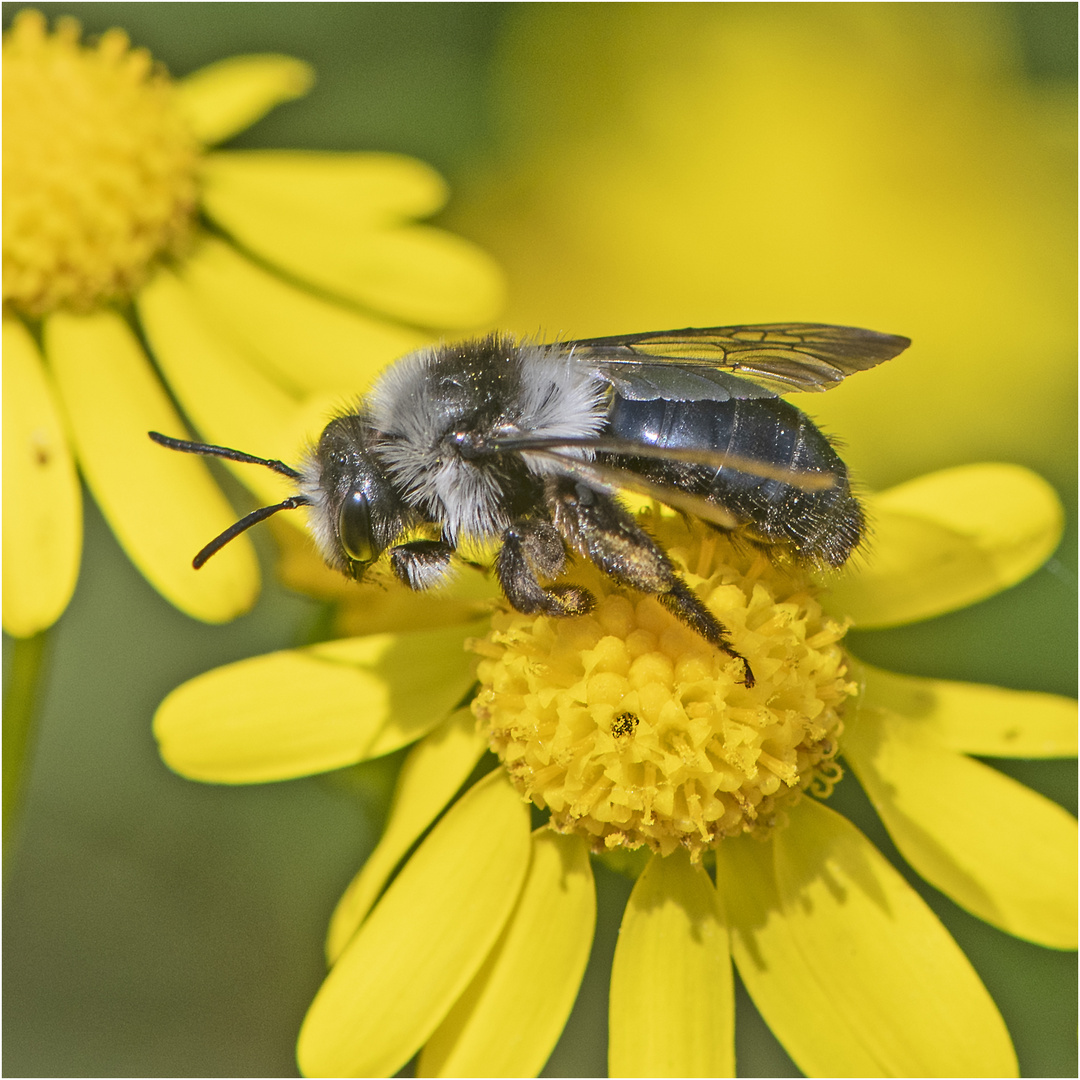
489;432;837;531
496;434;835;491
563;322;910;398
518;446;743;530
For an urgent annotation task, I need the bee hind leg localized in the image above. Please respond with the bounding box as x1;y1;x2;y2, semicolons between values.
549;478;754;687
496;517;595;617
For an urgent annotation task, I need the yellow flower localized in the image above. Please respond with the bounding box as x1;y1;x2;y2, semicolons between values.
154;462;1076;1077
2;10;502;636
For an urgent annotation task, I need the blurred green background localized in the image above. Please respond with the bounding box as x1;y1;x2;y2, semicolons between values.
3;4;1076;1076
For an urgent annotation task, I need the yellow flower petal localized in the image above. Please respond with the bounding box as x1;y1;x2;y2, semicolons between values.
137;266;299;507
44;308;259;623
179;236;427;397
419;830;595;1078
718;800;1018;1077
858;662;1078;758
175;55;313;146
326;708;488;963
201;150;451;225
844;689;1078;948
2;316;81;636
289;224;506;330
828;465;1064;628
297;771;531;1079
200;154;505;329
609;850;733;1079
154;624;479;782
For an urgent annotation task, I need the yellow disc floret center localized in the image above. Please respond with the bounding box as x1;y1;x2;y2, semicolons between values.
3;11;199;316
473;512;856;860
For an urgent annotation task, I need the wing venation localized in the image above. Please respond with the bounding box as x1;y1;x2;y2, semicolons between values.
564;322;910;398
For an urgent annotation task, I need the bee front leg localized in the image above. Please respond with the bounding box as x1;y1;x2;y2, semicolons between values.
496;518;595;617
549;478;755;687
390;538;456;591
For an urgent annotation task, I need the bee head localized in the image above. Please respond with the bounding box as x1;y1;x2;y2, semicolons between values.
148;418;409;580
302;413;411;580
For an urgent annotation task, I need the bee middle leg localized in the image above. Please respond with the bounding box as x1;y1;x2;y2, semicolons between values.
548;478;754;687
496;517;595;618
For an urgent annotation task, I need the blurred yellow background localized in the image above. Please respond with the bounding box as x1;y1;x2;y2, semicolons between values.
451;4;1076;491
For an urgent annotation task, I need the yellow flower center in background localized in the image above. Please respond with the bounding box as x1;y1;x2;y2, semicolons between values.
3;10;199;316
473;514;855;859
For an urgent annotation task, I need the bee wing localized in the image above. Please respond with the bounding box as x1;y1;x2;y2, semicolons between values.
562;322;910;400
500;434;836;492
518;445;743;530
493;433;836;532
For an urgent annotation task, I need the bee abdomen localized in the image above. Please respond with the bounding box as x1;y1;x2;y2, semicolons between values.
605;395;866;567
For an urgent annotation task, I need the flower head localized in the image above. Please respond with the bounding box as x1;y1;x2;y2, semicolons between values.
474;521;851;857
2;10;503;636
155;462;1076;1077
4;13;198;315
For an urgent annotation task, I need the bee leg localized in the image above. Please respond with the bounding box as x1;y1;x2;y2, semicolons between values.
389;538;455;591
497;518;595;617
549;478;754;687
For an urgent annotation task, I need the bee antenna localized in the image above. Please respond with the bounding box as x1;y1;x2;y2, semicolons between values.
147;430;302;480
193;496;312;569
148;431;311;567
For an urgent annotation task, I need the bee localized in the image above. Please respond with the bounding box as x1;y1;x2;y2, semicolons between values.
150;322;909;687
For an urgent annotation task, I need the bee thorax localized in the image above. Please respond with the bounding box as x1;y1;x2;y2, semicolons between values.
367;335;607;541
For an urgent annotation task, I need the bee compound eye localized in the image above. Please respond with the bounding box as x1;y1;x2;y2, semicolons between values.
338;489;378;564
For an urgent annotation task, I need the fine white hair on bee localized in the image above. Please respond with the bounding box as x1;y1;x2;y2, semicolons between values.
149;321;911;689
368;335;607;542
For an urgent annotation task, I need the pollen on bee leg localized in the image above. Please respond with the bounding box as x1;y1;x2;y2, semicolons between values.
472;516;856;859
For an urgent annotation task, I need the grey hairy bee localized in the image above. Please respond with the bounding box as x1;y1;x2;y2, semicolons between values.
150;322;910;687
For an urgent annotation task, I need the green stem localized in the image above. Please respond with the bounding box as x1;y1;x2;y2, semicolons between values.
4;630;50;850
